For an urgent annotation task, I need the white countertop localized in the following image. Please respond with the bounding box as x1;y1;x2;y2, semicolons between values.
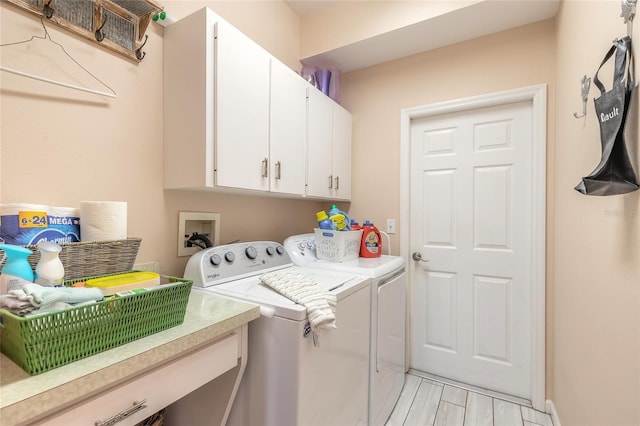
0;291;260;425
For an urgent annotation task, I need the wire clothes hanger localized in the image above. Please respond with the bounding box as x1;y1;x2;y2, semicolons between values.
0;17;117;99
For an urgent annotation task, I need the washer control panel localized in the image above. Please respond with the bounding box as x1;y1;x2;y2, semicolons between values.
184;241;291;287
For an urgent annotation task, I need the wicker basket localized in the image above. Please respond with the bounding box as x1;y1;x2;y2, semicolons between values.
0;273;192;375
0;238;141;280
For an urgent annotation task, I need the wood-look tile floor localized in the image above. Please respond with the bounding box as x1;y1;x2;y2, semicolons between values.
386;372;554;426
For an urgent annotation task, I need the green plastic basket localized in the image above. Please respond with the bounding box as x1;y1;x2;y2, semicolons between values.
0;274;192;375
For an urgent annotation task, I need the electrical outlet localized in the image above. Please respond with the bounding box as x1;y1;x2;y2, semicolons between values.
178;212;221;257
386;219;396;234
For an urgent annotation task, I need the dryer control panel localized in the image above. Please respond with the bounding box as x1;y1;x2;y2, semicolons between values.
282;233;317;267
184;241;291;287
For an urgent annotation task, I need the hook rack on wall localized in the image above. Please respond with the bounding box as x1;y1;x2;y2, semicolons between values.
3;0;163;62
621;0;636;36
574;0;636;118
573;75;591;118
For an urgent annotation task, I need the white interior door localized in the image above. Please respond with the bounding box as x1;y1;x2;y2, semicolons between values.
409;99;536;401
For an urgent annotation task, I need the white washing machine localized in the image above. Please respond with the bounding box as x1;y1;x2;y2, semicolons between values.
284;234;407;426
184;241;371;426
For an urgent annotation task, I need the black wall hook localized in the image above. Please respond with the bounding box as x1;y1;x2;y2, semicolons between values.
135;35;148;61
95;15;107;42
43;0;54;19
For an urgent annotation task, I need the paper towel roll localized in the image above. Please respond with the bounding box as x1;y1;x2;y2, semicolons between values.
79;201;127;242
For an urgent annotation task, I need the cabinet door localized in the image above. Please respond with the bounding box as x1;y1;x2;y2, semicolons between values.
269;60;307;196
306;87;334;198
163;8;215;189
215;20;271;191
331;104;352;201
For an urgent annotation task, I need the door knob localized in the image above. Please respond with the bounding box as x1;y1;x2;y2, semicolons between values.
412;252;429;262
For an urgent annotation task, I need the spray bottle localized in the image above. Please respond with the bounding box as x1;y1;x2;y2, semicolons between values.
35;241;65;287
0;244;34;293
360;220;382;258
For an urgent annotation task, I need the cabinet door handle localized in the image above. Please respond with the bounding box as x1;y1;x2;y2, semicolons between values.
95;399;148;426
328;175;333;189
262;158;268;178
335;176;340;190
275;161;281;180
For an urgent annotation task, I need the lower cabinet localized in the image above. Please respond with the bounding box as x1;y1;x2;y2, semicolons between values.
38;331;241;426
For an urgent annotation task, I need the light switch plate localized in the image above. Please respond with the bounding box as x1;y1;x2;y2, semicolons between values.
386;219;396;234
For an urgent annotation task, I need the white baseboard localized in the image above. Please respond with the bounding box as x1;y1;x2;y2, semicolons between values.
546;399;561;426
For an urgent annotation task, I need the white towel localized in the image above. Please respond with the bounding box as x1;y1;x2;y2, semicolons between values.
260;270;336;332
0;294;36;316
9;283;104;308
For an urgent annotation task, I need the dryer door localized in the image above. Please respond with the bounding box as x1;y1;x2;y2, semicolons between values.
373;270;407;425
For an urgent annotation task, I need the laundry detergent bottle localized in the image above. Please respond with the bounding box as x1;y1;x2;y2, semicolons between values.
0;244;34;294
316;211;334;230
360;220;382;258
328;204;351;231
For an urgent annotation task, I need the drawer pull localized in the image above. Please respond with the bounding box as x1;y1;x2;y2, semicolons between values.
95;399;147;426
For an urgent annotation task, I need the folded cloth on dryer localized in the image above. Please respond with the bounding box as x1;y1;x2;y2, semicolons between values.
260;270;336;332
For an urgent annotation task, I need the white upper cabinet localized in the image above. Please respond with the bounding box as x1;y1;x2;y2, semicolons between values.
269;60;307;196
306;87;334;199
215;19;271;192
163;7;351;200
331;103;352;201
164;8;215;190
306;86;352;201
164;8;270;193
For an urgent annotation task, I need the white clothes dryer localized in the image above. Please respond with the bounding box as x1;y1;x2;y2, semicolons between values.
284;234;407;426
184;241;371;426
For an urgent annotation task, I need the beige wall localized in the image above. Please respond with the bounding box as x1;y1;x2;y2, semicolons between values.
340;20;556;255
553;1;640;425
0;1;324;278
333;2;639;425
2;1;639;425
298;0;477;58
339;11;558;405
164;0;302;70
